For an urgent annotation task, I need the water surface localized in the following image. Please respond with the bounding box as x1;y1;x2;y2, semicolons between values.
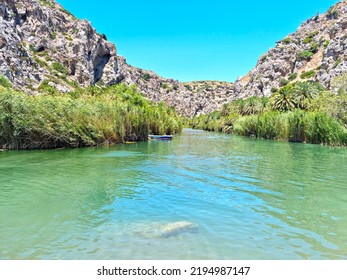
0;129;346;259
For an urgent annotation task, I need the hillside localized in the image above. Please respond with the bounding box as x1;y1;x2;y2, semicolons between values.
234;1;347;98
1;0;346;117
0;0;234;117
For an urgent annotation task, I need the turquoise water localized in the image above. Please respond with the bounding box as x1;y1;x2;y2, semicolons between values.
0;129;347;259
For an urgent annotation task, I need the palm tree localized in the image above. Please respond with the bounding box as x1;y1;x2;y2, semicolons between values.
244;96;261;115
260;97;270;112
233;99;246;115
271;85;296;111
293;82;322;109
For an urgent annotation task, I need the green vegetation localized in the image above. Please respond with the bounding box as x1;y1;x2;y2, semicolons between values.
288;73;298;81
0;84;182;149
309;43;319;54
297;50;314;60
34;56;49;68
327;6;338;20
189;79;347;146
52;62;67;75
142;73;151;81
282;37;291;44
184;84;192;91
0;75;12;88
323;40;330;48
302;31;319;44
334;58;342;68
40;0;54;8
279;78;289;87
300;70;316;79
303;37;313;44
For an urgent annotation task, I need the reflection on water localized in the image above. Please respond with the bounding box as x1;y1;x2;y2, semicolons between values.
0;129;346;259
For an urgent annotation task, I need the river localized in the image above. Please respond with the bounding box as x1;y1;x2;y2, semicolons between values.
0;129;346;259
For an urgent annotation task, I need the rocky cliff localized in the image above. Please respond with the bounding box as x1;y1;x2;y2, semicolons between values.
0;0;234;116
1;0;346;116
234;1;347;98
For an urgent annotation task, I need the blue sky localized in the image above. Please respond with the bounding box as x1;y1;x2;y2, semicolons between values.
57;0;338;82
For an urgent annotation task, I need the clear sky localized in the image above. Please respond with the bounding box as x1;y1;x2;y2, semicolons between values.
57;0;338;82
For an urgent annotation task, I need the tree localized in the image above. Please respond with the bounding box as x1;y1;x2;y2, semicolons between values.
271;85;296;111
332;73;347;95
244;96;262;115
293;82;323;109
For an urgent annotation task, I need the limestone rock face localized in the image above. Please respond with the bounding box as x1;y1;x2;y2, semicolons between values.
0;0;123;90
234;1;347;98
0;0;234;116
118;55;235;116
1;0;347;117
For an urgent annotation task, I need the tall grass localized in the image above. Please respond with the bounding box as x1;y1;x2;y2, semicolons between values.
190;80;347;146
232;110;347;146
0;84;182;149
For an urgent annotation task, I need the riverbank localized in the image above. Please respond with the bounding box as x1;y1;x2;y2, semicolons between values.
0;84;182;150
189;80;347;146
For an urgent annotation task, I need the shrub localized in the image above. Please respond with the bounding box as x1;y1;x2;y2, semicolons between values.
161;83;170;90
309;43;319;54
303;37;313;44
52;62;67;75
142;73;151;81
300;70;316;79
271;87;278;93
297;50;314;60
279;78;289;87
334;59;342;68
327;7;338;20
34;56;48;68
288;73;298;81
184;84;192;91
282;37;291;44
323;40;330;48
0;75;12;88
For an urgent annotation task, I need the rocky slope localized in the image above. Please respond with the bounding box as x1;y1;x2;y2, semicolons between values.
234;1;347;98
1;0;346;116
0;0;234;116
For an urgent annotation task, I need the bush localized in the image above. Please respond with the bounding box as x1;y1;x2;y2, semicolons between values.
309;43;319;54
142;73;151;81
279;78;289;87
297;50;314;60
327;7;338;20
0;75;12;88
282;37;291;44
323;40;330;48
52;62;67;75
300;70;316;79
303;37;313;44
271;87;278;93
288;73;298;81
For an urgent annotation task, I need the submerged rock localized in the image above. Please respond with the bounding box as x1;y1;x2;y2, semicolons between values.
159;221;198;238
135;221;198;239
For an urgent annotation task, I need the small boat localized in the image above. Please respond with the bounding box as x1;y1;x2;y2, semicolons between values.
148;135;173;140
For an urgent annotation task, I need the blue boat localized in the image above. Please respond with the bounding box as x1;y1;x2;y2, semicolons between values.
148;135;173;140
